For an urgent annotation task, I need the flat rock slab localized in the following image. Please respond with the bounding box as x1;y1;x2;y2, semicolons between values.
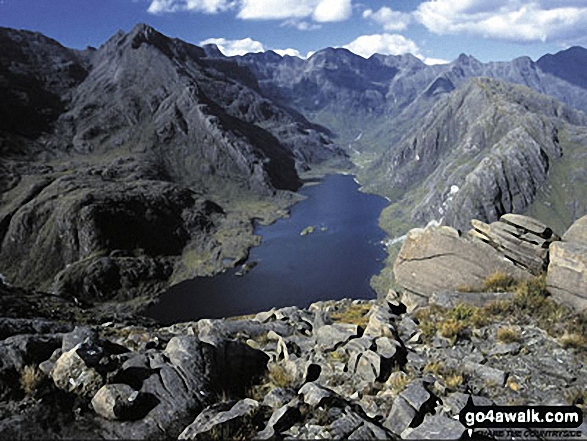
500;213;555;238
394;226;530;298
315;323;360;351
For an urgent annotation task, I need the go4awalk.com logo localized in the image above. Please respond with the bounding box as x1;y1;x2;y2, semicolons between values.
459;397;584;439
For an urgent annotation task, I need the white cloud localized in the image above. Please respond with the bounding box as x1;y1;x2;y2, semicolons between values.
342;33;447;65
200;37;312;58
237;0;315;20
148;0;234;14
343;33;421;59
362;7;411;31
281;19;322;31
199;37;265;55
237;0;353;22
423;57;449;65
313;0;352;22
415;0;587;43
274;48;303;58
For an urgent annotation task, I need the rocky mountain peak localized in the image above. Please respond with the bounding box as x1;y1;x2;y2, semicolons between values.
202;43;224;58
537;45;587;89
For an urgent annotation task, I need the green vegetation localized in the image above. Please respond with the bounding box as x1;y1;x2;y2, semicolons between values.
423;362;465;392
414;273;587;360
481;272;518;292
386;371;411;394
330;302;372;327
496;326;521;344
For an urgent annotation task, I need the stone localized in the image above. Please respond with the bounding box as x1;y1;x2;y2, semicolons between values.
402;414;466;440
348;421;394;440
62;326;98;352
91;383;156;421
255;402;302;439
350;350;383;383
299;382;339;408
547;241;587;311
394;226;530;299
315;323;360;351
383;396;417;435
562;215;587;244
254;309;276;323
262;388;295;409
51;348;104;397
342;337;374;357
463;361;506;387
178;398;262;440
470;217;556;274
328;410;366;439
398;316;419;340
441;392;494;417
374;337;400;360
500;213;557;239
400;381;434;413
0;318;73;340
488;343;521;356
364;304;397;337
400;291;428;313
430;290;515;309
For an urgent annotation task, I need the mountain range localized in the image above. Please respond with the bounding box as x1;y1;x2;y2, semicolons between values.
1;23;587;303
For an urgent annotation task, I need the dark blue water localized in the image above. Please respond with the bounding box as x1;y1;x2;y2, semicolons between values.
147;174;388;324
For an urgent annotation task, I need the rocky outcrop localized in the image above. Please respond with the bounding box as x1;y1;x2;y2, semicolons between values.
470;213;560;274
0;289;585;439
547;215;587;311
393;224;530;300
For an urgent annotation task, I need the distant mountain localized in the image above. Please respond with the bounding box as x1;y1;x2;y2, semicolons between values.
367;77;587;232
0;24;348;302
216;46;587;152
537;46;587;90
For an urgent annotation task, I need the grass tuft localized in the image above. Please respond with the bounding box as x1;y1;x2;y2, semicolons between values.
496;326;521;344
482;272;517;292
20;365;44;396
330;303;372;327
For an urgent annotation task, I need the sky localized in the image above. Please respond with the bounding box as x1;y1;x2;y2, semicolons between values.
1;1;587;65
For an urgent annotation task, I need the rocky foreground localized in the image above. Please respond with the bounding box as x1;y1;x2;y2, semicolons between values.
0;215;586;440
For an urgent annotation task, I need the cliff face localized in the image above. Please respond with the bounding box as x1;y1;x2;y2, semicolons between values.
0;24;348;302
369;78;587;231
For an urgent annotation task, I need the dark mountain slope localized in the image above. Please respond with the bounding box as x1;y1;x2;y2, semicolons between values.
0;27;91;146
537;46;587;90
0;24;347;304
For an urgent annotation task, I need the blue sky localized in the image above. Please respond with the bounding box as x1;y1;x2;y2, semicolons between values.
1;1;587;64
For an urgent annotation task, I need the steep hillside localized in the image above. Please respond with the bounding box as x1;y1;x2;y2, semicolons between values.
0;24;348;304
371;78;587;234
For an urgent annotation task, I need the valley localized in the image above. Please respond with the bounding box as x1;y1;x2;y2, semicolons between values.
1;23;587;440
